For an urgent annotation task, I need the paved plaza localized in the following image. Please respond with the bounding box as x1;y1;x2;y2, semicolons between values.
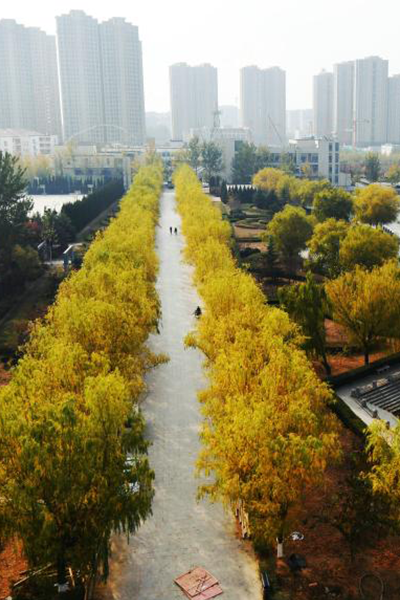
97;190;261;599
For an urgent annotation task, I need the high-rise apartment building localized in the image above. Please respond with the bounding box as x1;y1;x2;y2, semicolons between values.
333;61;354;145
57;11;146;146
313;70;333;137
353;56;388;147
57;11;105;145
0;20;62;139
240;66;286;146
387;75;400;144
99;18;145;146
169;63;218;140
240;66;262;143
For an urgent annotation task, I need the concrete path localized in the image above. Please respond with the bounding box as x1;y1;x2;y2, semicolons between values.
97;190;261;600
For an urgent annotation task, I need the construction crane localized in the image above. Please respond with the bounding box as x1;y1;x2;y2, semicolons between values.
267;114;285;147
210;108;222;140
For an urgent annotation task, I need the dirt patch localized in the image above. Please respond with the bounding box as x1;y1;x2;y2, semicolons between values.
325;319;349;346
239;241;267;252
234;225;264;239
313;350;389;379
272;428;400;599
0;365;10;387
0;539;27;600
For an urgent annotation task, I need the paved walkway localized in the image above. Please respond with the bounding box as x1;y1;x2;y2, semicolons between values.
97;190;261;600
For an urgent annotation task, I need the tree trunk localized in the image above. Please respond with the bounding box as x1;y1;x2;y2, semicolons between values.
322;351;331;375
57;547;68;593
364;348;370;365
276;536;284;558
84;576;96;600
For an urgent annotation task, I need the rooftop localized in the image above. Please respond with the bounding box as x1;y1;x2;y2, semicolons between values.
336;363;400;428
0;129;48;137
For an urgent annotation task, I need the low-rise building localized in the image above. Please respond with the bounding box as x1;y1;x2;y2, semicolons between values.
336;362;400;430
0;129;58;156
54;145;132;188
266;137;350;187
190;127;252;181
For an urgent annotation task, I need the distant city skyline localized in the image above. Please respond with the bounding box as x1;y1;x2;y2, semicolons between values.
2;0;400;112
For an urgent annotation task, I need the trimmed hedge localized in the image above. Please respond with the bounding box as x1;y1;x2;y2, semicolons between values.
62;180;124;231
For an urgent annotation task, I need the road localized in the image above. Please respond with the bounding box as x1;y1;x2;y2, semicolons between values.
97;190;261;600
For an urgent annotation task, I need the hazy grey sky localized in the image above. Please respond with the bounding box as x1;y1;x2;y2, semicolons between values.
3;0;400;112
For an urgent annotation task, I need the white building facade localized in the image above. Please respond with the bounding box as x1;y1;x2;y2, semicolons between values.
387;75;400;145
0;20;62;140
264;138;348;187
353;56;388;147
57;11;105;145
240;65;286;146
99;18;146;146
57;11;146;146
0;129;58;157
313;70;334;137
333;61;354;145
169;63;218;141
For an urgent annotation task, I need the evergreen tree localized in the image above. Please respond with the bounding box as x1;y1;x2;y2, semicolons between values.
220;180;228;203
0;151;31;265
364;152;381;182
201;142;223;183
265;235;279;275
279;273;331;374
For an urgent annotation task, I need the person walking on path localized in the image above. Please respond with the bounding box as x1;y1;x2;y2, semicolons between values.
174;227;178;235
169;226;172;234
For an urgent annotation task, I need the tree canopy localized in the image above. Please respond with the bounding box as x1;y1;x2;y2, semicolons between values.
266;205;314;265
367;419;400;523
354;184;400;226
339;224;399;271
0;151;31;258
385;164;400;184
253;167;289;194
187;136;201;174
174;165;339;551
279;273;331;374
313;188;353;222
0;164;165;594
326;260;400;363
231;142;270;184
363;152;381;182
307;218;349;278
201;142;223;183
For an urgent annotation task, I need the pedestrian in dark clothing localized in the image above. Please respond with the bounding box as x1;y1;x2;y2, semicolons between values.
169;226;172;234
194;306;202;318
174;227;178;235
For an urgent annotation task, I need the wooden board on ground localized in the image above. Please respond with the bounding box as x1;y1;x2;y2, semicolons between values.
175;567;223;599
